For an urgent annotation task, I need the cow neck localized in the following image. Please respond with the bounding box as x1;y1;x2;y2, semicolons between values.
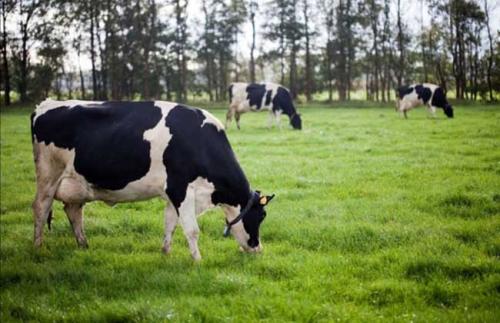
221;184;251;210
210;168;251;211
281;105;296;118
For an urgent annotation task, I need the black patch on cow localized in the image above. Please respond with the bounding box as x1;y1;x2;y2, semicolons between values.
272;87;302;130
443;104;454;118
228;84;233;103
246;83;266;109
163;105;251;209
290;113;302;130
242;195;267;248
415;85;432;104
431;87;453;118
397;86;414;99
431;87;447;108
264;90;273;106
33;101;162;190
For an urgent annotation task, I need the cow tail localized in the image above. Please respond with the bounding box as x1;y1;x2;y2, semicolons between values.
228;84;233;103
30;112;36;144
47;210;53;230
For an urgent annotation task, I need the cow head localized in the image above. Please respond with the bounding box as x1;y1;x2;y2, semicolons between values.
225;191;275;252
290;113;302;130
443;103;454;118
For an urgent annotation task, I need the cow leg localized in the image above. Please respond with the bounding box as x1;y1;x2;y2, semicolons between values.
268;111;274;128
63;203;88;248
428;105;437;118
235;112;241;130
178;187;201;261
275;111;282;129
32;169;62;248
32;189;57;248
225;108;235;129
162;203;178;254
403;110;408;119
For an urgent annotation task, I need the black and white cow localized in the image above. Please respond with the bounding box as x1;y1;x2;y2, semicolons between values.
396;83;454;119
227;82;302;130
31;99;275;260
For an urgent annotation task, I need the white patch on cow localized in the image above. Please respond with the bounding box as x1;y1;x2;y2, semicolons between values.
94;104;174;202
201;110;225;131
230;82;252;112
261;82;280;109
191;177;216;216
34;98;101;123
221;204;251;250
153;100;179;111
176;176;216;260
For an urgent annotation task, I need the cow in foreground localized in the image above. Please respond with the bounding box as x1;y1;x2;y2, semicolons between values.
396;83;454;119
227;82;302;130
31;99;274;260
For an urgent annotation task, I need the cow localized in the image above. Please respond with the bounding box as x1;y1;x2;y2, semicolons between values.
396;83;454;119
31;99;275;260
226;82;302;130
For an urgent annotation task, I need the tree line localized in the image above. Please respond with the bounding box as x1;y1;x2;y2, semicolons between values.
1;0;499;106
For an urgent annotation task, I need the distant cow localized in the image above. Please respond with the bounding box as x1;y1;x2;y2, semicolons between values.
227;82;302;130
396;83;454;119
31;99;275;260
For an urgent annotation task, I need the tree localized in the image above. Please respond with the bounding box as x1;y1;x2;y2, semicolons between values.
302;0;314;101
172;0;189;102
14;0;43;102
320;0;335;101
483;0;495;101
248;0;257;83
263;0;303;97
263;0;288;85
395;0;409;88
445;0;485;99
1;0;15;106
332;0;359;101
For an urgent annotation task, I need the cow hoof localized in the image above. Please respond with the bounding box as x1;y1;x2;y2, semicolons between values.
78;241;89;249
162;245;172;255
192;254;202;262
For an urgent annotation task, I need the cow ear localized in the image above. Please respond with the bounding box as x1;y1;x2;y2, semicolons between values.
259;194;275;206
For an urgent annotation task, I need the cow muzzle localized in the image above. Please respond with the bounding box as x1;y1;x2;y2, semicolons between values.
240;244;263;253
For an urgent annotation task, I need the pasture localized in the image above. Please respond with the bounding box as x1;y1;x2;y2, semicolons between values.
1;103;499;322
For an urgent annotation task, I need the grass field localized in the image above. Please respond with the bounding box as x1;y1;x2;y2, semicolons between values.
1;103;499;322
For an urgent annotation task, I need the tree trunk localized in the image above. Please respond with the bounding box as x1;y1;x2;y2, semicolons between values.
89;4;98;100
369;0;379;101
19;13;29;102
420;0;427;82
1;0;10;106
303;0;312;102
484;0;494;101
78;45;86;99
94;8;108;100
396;0;404;87
249;2;256;83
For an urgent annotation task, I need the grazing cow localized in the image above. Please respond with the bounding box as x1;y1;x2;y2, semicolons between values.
31;99;275;260
396;83;454;119
227;82;302;130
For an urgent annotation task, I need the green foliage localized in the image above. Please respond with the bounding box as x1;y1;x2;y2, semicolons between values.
1;104;499;321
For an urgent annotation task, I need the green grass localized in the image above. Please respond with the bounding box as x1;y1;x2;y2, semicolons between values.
1;103;499;322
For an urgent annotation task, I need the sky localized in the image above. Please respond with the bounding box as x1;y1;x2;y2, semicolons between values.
4;0;500;72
